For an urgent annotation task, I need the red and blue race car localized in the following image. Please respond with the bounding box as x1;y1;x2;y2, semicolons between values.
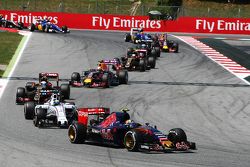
69;59;128;88
68;108;196;152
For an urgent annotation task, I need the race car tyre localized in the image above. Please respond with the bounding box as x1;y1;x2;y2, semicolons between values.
124;130;139;152
118;70;128;84
125;34;131;42
45;25;50;33
174;44;179;53
148;56;156;69
3;21;9;28
30;23;35;32
33;115;39;127
102;73;110;88
68;121;87;144
71;72;81;82
62;26;68;33
24;101;35;120
151;49;157;58
36;108;47;119
60;84;70;100
18;22;24;30
168;128;187;144
155;47;161;57
139;59;146;72
26;82;35;91
16;87;26;104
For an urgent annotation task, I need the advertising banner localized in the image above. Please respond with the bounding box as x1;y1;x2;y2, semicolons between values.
0;10;249;34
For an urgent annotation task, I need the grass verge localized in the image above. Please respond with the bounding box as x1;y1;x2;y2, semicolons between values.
0;32;22;77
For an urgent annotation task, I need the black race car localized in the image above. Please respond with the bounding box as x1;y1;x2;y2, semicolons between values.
16;72;70;105
68;108;196;152
121;44;156;72
0;16;25;30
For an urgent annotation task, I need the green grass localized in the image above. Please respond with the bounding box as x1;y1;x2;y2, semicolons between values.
182;0;250;18
0;32;22;77
0;70;4;77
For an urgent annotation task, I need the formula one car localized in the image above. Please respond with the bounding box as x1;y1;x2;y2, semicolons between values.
157;33;179;53
69;60;128;88
0;15;24;30
68;108;196;152
16;73;70;105
24;93;77;128
121;45;156;71
30;19;69;33
124;28;152;44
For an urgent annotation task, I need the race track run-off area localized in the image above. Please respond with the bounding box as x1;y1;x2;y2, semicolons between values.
0;30;250;167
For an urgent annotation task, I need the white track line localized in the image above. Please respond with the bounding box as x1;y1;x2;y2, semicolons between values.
174;35;250;84
0;31;32;99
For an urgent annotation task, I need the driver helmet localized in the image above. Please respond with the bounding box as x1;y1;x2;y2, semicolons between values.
41;76;48;82
0;14;3;19
125;119;132;124
141;44;146;49
41;81;47;89
52;99;60;105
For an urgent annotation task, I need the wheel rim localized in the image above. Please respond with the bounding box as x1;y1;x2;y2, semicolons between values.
68;126;76;141
125;134;135;150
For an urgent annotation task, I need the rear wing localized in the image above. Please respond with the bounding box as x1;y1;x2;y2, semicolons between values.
39;72;59;86
102;59;122;70
130;27;143;36
77;107;110;126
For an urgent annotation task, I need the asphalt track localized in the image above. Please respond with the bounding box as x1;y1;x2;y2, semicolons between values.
0;30;250;167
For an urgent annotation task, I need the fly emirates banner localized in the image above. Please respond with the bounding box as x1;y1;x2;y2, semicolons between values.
0;10;250;34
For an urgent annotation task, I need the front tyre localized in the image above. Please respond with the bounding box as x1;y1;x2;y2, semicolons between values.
118;70;128;84
124;130;139;151
24;101;35;120
68;122;87;144
168;128;187;144
60;84;70;100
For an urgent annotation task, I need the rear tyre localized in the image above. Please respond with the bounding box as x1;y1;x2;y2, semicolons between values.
16;87;26;104
71;72;81;82
24;101;35;120
148;56;156;69
124;130;139;151
118;70;128;84
60;84;70;100
155;47;161;57
139;59;146;72
102;73;110;88
68;121;87;144
174;44;179;53
125;34;131;42
62;26;68;33
168;128;187;144
30;23;35;32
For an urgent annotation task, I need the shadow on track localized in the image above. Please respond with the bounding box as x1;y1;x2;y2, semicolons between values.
2;76;250;88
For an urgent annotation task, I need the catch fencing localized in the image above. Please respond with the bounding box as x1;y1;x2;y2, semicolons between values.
0;0;249;18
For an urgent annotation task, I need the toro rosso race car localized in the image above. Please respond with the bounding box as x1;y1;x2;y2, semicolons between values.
124;28;152;44
157;33;179;52
70;60;128;88
24;93;77;128
16;73;70;105
68;108;196;152
30;19;69;33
